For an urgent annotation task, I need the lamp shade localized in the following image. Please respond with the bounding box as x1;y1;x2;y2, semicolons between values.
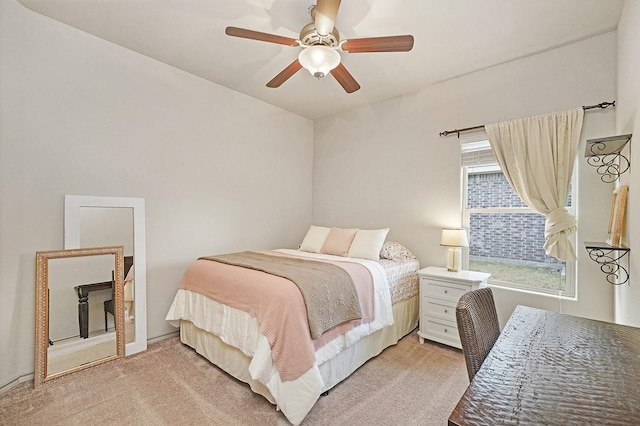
440;228;469;247
298;45;340;78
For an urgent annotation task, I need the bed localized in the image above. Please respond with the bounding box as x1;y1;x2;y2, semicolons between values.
165;227;420;425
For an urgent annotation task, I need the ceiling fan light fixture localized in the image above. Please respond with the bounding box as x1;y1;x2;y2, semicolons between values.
298;45;340;79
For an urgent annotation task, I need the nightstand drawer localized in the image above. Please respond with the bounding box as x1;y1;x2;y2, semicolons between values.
424;281;468;303
424;300;456;322
422;318;461;348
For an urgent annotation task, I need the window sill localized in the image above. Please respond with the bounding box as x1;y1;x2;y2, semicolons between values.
486;281;577;301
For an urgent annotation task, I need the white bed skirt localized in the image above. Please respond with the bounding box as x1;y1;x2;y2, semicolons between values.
179;294;418;423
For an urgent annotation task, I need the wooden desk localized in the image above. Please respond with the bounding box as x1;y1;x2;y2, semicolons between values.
74;281;112;338
449;305;640;425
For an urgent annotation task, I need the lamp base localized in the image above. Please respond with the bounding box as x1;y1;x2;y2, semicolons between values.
446;247;462;272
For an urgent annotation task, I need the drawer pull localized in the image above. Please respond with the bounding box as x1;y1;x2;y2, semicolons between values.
444;328;448;333
444;309;448;314
444;290;448;294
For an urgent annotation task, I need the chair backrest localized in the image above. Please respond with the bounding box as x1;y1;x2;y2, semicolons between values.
111;270;116;300
124;256;134;278
456;287;500;381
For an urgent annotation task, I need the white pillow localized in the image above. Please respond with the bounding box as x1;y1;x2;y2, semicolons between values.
348;228;390;260
299;225;331;253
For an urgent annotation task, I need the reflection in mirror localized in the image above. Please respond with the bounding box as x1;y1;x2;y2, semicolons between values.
79;207;135;344
64;196;147;356
35;247;125;387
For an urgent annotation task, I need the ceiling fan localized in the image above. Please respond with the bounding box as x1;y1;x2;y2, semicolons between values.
225;0;414;93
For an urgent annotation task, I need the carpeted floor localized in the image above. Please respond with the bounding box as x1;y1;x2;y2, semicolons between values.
0;330;469;425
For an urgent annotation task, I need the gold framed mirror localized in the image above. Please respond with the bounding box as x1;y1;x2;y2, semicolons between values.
34;246;125;387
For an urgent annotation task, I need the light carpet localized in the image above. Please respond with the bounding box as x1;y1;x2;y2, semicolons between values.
0;330;469;425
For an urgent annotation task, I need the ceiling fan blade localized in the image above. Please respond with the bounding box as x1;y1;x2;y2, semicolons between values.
342;35;414;53
266;60;303;88
314;0;341;36
225;26;298;47
330;63;360;93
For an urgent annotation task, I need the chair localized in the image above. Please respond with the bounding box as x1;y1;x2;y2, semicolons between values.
456;287;500;381
104;256;134;331
104;271;115;331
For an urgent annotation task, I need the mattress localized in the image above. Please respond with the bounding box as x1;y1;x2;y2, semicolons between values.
379;257;420;303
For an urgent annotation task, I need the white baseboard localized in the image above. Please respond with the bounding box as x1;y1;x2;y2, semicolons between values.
0;332;179;395
0;374;33;396
147;330;179;345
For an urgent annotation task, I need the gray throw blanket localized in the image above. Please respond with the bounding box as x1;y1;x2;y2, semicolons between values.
200;251;362;339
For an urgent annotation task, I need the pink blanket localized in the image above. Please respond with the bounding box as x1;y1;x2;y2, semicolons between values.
178;251;375;381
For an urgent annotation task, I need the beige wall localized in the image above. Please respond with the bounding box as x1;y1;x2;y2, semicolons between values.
616;0;640;327
0;0;313;390
313;32;618;327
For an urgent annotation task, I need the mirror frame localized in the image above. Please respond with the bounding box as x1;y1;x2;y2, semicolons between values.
35;246;125;387
64;195;147;356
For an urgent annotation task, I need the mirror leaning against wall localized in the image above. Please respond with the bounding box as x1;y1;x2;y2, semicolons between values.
64;195;147;356
34;246;125;387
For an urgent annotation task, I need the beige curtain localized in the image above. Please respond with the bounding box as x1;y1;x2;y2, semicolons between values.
485;108;584;261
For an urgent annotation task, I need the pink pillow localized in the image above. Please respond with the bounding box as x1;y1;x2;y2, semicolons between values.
320;227;358;257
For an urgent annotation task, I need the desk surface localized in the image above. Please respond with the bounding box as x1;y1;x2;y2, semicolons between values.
74;280;112;294
449;305;640;425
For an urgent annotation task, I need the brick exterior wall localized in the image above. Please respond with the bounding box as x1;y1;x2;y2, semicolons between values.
468;172;565;268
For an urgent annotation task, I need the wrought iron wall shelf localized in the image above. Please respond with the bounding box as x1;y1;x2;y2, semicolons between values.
584;242;630;285
584;134;631;183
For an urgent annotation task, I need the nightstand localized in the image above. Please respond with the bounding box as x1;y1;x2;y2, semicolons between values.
417;266;491;349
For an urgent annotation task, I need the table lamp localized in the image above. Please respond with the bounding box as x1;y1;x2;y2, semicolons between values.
440;228;469;272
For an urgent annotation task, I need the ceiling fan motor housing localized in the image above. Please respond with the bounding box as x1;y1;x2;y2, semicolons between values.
299;23;340;47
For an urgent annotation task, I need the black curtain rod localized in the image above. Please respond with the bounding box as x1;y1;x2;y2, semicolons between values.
581;101;616;110
439;101;616;137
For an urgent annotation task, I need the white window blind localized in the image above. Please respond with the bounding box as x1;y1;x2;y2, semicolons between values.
459;129;496;167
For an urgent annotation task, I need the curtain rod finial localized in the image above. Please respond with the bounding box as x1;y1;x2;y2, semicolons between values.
582;100;616;110
439;130;462;137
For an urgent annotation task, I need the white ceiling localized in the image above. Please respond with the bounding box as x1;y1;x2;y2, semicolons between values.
17;0;624;120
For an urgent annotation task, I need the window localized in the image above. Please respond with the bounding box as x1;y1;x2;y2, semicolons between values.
460;132;576;297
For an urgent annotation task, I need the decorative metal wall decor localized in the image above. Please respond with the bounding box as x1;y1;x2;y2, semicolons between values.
584;242;630;286
584;134;631;183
